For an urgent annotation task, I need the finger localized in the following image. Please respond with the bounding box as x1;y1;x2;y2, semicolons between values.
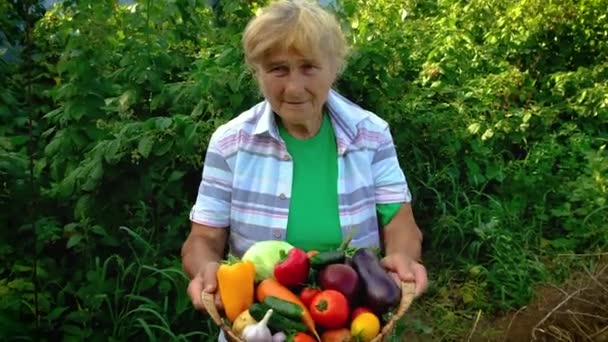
187;276;205;310
413;263;429;297
382;255;414;281
215;291;224;311
389;271;400;286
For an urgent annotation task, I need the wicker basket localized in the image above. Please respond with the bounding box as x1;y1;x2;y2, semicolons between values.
201;281;416;342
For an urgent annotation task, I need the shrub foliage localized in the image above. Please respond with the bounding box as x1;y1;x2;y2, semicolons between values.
1;0;606;340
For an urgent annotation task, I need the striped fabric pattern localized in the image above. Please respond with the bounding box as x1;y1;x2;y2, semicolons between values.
190;89;412;257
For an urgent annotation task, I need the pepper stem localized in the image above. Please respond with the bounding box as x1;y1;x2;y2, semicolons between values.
222;254;241;265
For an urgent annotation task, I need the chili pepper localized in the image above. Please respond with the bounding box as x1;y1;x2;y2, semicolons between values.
274;247;310;287
217;258;256;322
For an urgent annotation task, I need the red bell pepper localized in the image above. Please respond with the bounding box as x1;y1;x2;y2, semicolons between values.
274;247;310;286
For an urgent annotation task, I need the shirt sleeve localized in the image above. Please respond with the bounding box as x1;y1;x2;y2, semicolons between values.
189;130;233;227
376;202;402;227
372;126;412;204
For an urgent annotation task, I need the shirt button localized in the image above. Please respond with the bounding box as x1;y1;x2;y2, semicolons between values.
279;193;287;200
274;231;282;238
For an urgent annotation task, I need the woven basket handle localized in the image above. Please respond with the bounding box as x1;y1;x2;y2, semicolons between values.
201;291;244;342
370;281;417;342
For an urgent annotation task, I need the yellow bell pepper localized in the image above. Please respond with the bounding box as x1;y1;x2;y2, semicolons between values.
217;259;256;322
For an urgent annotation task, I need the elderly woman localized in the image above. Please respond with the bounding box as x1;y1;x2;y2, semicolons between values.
181;0;428;319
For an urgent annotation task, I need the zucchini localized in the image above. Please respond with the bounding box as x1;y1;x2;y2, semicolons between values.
310;250;345;268
249;303;307;333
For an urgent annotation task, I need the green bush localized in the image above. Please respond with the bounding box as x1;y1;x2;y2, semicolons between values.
1;0;606;340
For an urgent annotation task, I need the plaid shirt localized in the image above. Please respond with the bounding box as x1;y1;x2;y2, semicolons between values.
190;89;412;257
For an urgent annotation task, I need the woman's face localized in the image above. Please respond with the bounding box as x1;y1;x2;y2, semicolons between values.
254;48;337;128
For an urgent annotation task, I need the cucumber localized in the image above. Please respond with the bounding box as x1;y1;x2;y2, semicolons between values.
249;303;307;333
309;250;345;268
263;296;303;319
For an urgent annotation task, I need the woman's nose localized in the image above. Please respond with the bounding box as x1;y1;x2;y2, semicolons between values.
284;72;305;94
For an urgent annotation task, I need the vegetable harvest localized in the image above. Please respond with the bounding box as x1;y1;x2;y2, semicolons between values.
210;242;412;342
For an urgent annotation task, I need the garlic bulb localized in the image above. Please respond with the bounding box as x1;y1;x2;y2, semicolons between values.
241;308;273;342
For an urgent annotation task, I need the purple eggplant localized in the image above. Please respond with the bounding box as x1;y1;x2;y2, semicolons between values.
318;264;361;302
351;248;401;314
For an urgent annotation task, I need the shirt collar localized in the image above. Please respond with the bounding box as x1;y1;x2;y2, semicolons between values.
252;89;368;153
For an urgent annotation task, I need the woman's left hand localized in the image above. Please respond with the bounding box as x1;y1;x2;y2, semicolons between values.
381;252;428;298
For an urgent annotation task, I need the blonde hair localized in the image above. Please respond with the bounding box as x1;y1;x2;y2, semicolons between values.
242;0;348;74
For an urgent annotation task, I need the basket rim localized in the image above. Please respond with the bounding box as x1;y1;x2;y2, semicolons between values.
201;281;416;342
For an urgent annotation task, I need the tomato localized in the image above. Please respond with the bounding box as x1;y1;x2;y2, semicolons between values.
292;332;317;342
300;287;321;308
321;328;352;342
350;312;380;342
351;306;372;321
309;289;349;329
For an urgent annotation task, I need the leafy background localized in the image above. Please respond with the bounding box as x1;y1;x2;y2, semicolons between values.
1;0;606;340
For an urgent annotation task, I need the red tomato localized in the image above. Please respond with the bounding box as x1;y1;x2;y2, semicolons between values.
309;289;349;329
351;306;372;321
300;287;321;308
321;328;352;342
293;332;317;342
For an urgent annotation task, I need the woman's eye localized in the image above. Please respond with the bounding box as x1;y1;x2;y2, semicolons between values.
271;66;288;73
302;64;318;74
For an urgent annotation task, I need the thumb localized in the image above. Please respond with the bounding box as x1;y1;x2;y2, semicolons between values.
381;255;414;281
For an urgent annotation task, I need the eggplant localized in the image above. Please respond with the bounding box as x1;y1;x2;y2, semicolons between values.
318;264;360;302
351;248;401;314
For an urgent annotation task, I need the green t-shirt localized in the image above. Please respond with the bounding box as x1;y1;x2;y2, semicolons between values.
278;113;401;252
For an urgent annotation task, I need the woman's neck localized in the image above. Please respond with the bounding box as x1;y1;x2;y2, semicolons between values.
279;113;324;139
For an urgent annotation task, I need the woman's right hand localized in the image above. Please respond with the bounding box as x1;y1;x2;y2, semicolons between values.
187;261;224;314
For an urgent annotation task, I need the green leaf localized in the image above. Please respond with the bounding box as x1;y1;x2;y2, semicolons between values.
57;170;77;198
104;140;122;164
11;264;32;273
191;100;205;117
155;117;172;130
467;122;481;135
67;234;83;249
167;170;185;182
44;134;64;157
153;140;173;156
81;161;103;192
138;136;154;158
90;225;108;237
74;195;92;220
119;89;136;112
65;310;91;323
47;307;69;321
